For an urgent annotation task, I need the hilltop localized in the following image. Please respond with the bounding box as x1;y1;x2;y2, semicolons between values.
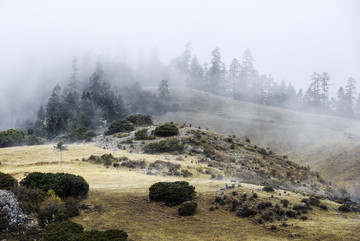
1;122;359;240
154;86;360;199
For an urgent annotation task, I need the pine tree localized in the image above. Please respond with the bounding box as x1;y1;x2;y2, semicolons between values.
344;77;357;117
207;47;222;93
45;85;64;138
228;58;241;94
158;79;171;100
239;49;257;100
336;87;346;116
187;56;204;89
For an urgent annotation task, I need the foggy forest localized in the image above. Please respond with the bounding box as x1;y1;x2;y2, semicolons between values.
1;1;360;240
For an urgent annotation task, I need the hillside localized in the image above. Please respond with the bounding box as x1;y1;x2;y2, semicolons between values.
154;86;360;198
1;124;360;240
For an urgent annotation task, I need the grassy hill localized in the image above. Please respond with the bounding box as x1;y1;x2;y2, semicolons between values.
1;125;359;240
154;86;360;199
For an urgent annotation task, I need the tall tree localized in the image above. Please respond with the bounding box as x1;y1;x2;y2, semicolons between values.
344;77;357;117
239;49;257;99
228;58;241;94
45;85;64;138
158;79;171;100
207;47;222;93
187;56;204;89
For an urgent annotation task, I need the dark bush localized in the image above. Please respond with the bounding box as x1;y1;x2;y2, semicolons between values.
73;229;128;241
252;193;258;199
258;202;272;210
17;186;45;213
149;181;196;206
38;194;69;227
178;201;198;216
319;204;328;210
106;120;135;135
134;129;155;140
0;172;18;192
34;221;84;241
285;210;296;218
67;127;96;142
25;134;45;145
65;199;80;217
236;207;257;218
154;123;179;137
258;148;267;155
293;204;312;211
338;204;352;212
281;199;289;207
124;114;153;126
209;207;215;211
0;129;25;147
144;138;184;154
300;216;308;221
262;186;275;192
29;221;128;241
20;172;89;199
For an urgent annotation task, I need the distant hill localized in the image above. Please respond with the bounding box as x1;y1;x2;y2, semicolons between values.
154;86;360;200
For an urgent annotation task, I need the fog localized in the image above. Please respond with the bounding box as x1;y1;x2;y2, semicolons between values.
0;0;360;130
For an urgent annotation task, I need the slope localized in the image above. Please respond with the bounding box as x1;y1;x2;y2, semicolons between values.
154;86;360;197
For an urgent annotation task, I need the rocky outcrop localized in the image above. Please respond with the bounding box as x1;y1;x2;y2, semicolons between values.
0;189;30;232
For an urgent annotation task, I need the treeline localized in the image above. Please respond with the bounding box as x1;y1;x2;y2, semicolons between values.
168;45;360;119
33;61;174;139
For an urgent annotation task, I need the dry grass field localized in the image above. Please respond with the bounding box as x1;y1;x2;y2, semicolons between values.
155;86;360;196
1;143;360;240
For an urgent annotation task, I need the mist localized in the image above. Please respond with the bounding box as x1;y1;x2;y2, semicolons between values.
1;0;360;130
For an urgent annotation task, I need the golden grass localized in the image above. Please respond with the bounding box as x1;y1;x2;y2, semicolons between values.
1;144;360;240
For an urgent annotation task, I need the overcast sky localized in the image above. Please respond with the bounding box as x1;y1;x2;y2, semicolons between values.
0;0;359;110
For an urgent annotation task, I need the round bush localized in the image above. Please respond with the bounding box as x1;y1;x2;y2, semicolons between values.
178;201;198;216
124;114;153;126
149;181;196;206
262;186;275;192
0;172;18;192
106;120;135;135
154;123;179;137
20;172;89;199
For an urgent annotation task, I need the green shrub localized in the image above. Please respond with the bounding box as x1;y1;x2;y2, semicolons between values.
71;229;128;241
135;129;156;140
25;134;45;145
258;148;267;155
65;199;80;217
67;127;96;142
154;123;179;137
38;195;68;227
106;120;135;135
149;181;196;206
0;172;18;192
34;221;84;241
124;114;153;126
0;129;25;147
20;172;89;199
262;186;275;192
17;186;46;213
178;201;198;216
144;138;184;154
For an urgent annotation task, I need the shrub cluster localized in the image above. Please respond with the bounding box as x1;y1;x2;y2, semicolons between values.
124;114;153;126
67;127;96;142
20;172;89;199
134;129;156;140
144;138;184;154
154;123;179;137
0;129;25;147
262;186;275;192
22;221;128;241
178;201;198;216
105;120;135;135
149;181;196;206
0;172;18;192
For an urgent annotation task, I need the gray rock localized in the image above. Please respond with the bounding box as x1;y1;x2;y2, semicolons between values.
0;189;31;232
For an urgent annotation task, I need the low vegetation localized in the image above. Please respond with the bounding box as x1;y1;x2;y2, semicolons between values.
20;172;89;199
149;181;196;206
178;201;198;216
154;123;179;137
0;172;18;192
144;138;184;154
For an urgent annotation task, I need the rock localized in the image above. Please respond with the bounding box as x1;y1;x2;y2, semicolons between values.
0;189;31;232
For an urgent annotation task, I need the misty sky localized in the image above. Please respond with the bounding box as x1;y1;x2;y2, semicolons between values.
0;0;360;129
